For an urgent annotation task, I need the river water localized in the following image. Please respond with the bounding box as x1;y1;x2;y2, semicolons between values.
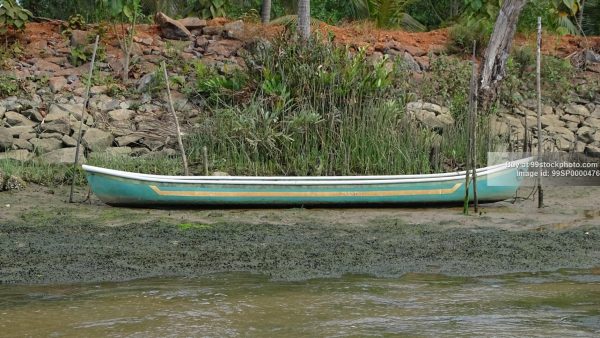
1;270;599;337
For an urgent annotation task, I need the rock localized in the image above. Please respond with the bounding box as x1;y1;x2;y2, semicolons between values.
422;113;454;129
406;102;448;115
403;52;421;72
205;39;243;58
30;138;63;153
540;114;564;128
6;126;34;138
195;36;209;49
137;73;155;92
4;175;26;191
33;59;61;73
62;135;78;147
0;171;4;190
90;86;108;95
0;127;13;150
592;106;600;118
70;30;89;47
39;133;64;140
554;135;575;151
586;50;600;63
566;122;579;132
584;117;600;129
577;126;596;143
48;104;84;121
490;116;509;136
404;45;426;57
585;144;600;157
49;76;67;93
212;171;230;176
104;146;133;157
0;105;5;119
131;147;150;157
82;128;114;151
20;109;44;122
0;149;32;161
224;20;245;39
575;141;587;153
155;12;192;40
141;139;164;151
177;17;207;30
41;119;71;135
89;95;120;113
108;109;134;121
12;139;33;151
515;106;536;117
4;111;35;126
560;114;581;124
115;134;142;147
545;126;575;143
40;147;86;164
203;26;225;36
565;104;590;117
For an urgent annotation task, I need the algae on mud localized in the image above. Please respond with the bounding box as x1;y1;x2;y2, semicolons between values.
1;185;600;284
1;216;599;284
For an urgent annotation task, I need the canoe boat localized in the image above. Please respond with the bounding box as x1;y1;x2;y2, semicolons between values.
82;158;530;207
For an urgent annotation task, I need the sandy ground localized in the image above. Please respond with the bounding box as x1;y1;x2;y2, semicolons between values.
0;185;599;284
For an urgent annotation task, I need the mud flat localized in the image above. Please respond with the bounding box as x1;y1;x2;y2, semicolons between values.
1;186;599;284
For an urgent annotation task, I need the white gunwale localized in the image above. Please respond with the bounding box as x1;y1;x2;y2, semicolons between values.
82;158;529;186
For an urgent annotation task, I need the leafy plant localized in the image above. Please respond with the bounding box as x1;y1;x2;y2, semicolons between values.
187;0;227;19
0;73;19;97
447;17;492;55
106;0;142;81
0;0;33;35
69;46;88;66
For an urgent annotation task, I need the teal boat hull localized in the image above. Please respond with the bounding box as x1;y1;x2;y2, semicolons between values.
83;161;527;207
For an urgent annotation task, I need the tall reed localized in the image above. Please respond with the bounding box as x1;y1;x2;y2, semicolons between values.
185;33;500;176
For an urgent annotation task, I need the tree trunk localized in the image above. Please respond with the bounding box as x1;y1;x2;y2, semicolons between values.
262;0;272;24
297;0;311;40
578;0;585;27
478;0;527;110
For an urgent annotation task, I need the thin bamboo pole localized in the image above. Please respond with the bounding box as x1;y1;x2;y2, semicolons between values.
536;17;544;208
69;35;99;203
203;146;209;176
471;40;479;212
162;61;189;176
464;40;479;215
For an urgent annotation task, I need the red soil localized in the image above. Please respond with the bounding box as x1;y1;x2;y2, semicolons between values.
17;20;600;60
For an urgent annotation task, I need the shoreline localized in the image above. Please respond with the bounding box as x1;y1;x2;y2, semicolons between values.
1;185;599;285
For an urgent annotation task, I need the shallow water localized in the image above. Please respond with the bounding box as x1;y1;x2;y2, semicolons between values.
1;270;599;337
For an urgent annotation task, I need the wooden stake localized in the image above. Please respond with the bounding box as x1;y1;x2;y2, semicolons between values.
536;17;544;208
471;40;479;213
203;146;209;176
464;40;479;215
69;35;99;203
162;61;189;176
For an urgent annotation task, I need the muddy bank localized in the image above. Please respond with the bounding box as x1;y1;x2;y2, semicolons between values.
1;216;599;284
1;186;600;284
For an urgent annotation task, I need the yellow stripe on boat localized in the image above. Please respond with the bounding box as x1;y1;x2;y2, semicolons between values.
148;182;463;198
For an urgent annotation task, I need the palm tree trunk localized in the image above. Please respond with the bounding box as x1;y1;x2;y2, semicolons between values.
297;0;310;40
262;0;272;24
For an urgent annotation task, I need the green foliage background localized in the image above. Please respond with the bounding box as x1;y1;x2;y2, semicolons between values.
11;0;599;35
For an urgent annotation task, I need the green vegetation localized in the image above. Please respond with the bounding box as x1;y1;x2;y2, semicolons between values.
182;34;496;176
0;0;33;35
16;0;600;35
0;154;183;187
0;73;20;97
